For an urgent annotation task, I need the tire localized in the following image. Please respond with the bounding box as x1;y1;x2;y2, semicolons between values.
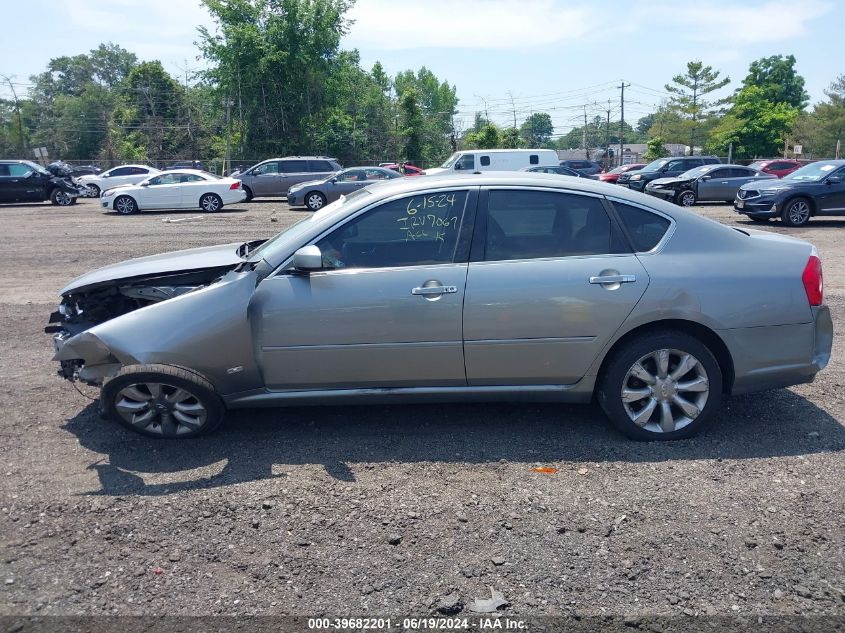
101;364;225;438
86;184;101;198
749;217;770;223
50;188;74;206
597;331;723;441
242;185;254;201
675;190;696;207
305;191;327;211
199;192;223;212
114;195;137;215
781;197;811;227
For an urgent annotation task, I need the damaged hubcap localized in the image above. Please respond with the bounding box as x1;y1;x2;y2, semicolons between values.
113;382;207;436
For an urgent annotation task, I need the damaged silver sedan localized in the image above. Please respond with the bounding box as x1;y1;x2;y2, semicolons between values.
48;173;832;441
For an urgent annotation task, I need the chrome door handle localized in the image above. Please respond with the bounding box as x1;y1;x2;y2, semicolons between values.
589;274;636;284
411;285;457;296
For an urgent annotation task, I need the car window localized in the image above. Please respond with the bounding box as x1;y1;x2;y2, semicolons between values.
529;154;539;165
708;168;730;178
252;162;279;175
336;169;366;182
180;174;205;183
109;167;132;177
0;165;10;177
7;163;33;177
148;173;180;185
480;156;491;167
309;160;334;172
483;190;626;262
664;160;686;171
365;168;393;180
613;203;671;252
315;191;469;270
132;167;151;175
454;155;475;171
727;167;751;178
281;160;308;172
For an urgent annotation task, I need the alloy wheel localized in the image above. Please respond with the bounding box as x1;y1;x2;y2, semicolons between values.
620;348;710;434
679;192;695;207
54;191;73;206
788;200;810;225
115;197;135;214
113;382;208;436
201;194;221;212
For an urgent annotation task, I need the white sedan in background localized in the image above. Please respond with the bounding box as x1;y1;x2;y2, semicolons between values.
78;164;161;197
100;170;247;214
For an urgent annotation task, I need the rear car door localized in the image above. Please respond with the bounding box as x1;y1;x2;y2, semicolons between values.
252;187;477;389
250;161;282;196
278;159;310;192
308;159;338;182
462;188;649;385
178;173;207;206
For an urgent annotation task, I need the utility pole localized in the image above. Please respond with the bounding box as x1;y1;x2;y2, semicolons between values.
618;81;630;168
583;105;590;160
1;73;25;157
605;100;612;169
223;97;233;176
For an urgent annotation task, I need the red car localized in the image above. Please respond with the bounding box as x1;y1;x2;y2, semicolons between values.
598;163;646;183
382;163;425;176
747;159;804;178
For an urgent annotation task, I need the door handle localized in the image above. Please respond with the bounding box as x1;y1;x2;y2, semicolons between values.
589;274;636;285
411;285;457;296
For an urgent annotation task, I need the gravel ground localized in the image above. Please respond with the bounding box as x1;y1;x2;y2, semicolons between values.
0;197;843;623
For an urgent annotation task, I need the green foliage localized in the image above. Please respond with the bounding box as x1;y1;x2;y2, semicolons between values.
791;75;845;158
500;127;520;149
464;122;501;149
519;112;553;147
710;86;799;158
399;86;424;163
740;54;808;110
558;118;642;149
664;60;731;150
643;136;669;160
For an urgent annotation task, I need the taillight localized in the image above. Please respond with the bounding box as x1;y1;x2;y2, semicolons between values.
802;255;823;306
229;182;241;190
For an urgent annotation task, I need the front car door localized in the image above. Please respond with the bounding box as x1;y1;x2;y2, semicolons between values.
817;166;845;213
135;172;182;209
251;188;477;389
2;163;38;201
331;169;368;199
249;161;282;196
695;167;732;201
462;187;649;385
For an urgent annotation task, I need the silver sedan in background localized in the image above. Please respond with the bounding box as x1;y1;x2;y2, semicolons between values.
49;173;832;441
287;166;402;210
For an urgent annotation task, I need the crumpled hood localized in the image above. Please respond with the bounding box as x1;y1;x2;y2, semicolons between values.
648;176;688;187
288;178;328;191
59;243;245;295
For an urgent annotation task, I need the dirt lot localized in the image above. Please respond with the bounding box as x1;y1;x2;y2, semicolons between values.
0;196;843;623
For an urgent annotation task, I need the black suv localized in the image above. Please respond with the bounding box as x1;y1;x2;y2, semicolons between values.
0;160;77;205
618;156;721;192
735;160;845;227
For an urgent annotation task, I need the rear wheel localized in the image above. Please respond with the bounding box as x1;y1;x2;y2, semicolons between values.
305;191;327;211
781;197;811;227
675;190;696;207
598;331;723;441
199;192;223;212
50;188;74;206
102;364;225;438
114;195;137;215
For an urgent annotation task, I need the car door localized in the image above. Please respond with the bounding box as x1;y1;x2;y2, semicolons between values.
309;159;339;182
278;159;310;192
1;163;33;201
332;169;367;197
178;173;207;207
462;188;649;385
251;188;477;389
696;167;732;201
0;164;14;201
725;167;766;200
250;161;282;196
817;167;845;213
135;172;182;209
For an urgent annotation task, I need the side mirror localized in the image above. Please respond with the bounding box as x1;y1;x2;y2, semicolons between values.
699;175;711;181
331;177;337;184
827;176;841;184
140;182;149;187
292;245;323;272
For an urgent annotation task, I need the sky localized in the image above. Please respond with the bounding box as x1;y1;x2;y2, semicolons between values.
1;0;841;138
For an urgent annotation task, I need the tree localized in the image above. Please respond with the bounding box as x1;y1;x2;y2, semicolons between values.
519;112;553;147
464;120;501;149
500;127;520;149
710;86;798;158
791;75;845;158
399;86;424;163
636;113;655;135
643;136;669;160
740;54;808;110
664;61;730;151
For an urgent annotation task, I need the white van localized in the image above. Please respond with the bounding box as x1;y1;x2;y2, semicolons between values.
425;149;559;175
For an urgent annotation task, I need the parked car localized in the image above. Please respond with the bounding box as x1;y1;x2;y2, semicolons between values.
287;166;402;210
559;159;602;176
49;173;831;442
236;157;342;200
163;160;204;171
425;149;558;175
77;165;161;198
617;156;721;192
99;169;246;215
520;165;595;179
599;163;646;184
645;164;776;206
747;159;804;179
68;164;102;177
735;159;845;226
381;163;426;176
0;160;82;206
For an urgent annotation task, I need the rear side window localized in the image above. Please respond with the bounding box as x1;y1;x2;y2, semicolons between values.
109;167;132;176
128;167;150;175
7;163;32;177
529;154;539;165
703;157;719;165
483;190;627;261
281;160;308;172
480;156;491;167
614;203;671;252
309;160;334;172
0;164;10;176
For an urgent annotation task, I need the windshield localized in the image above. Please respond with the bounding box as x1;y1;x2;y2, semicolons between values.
440;152;461;169
202;171;220;180
23;160;50;176
247;188;373;263
641;159;670;173
680;165;716;179
784;162;840;182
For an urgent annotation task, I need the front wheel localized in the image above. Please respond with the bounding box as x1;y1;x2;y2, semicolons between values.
675;190;696;207
114;195;137;215
86;184;101;198
50;188;74;206
199;193;223;212
598;332;723;441
242;185;254;201
102;364;225;438
781;197;811;227
305;191;327;211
